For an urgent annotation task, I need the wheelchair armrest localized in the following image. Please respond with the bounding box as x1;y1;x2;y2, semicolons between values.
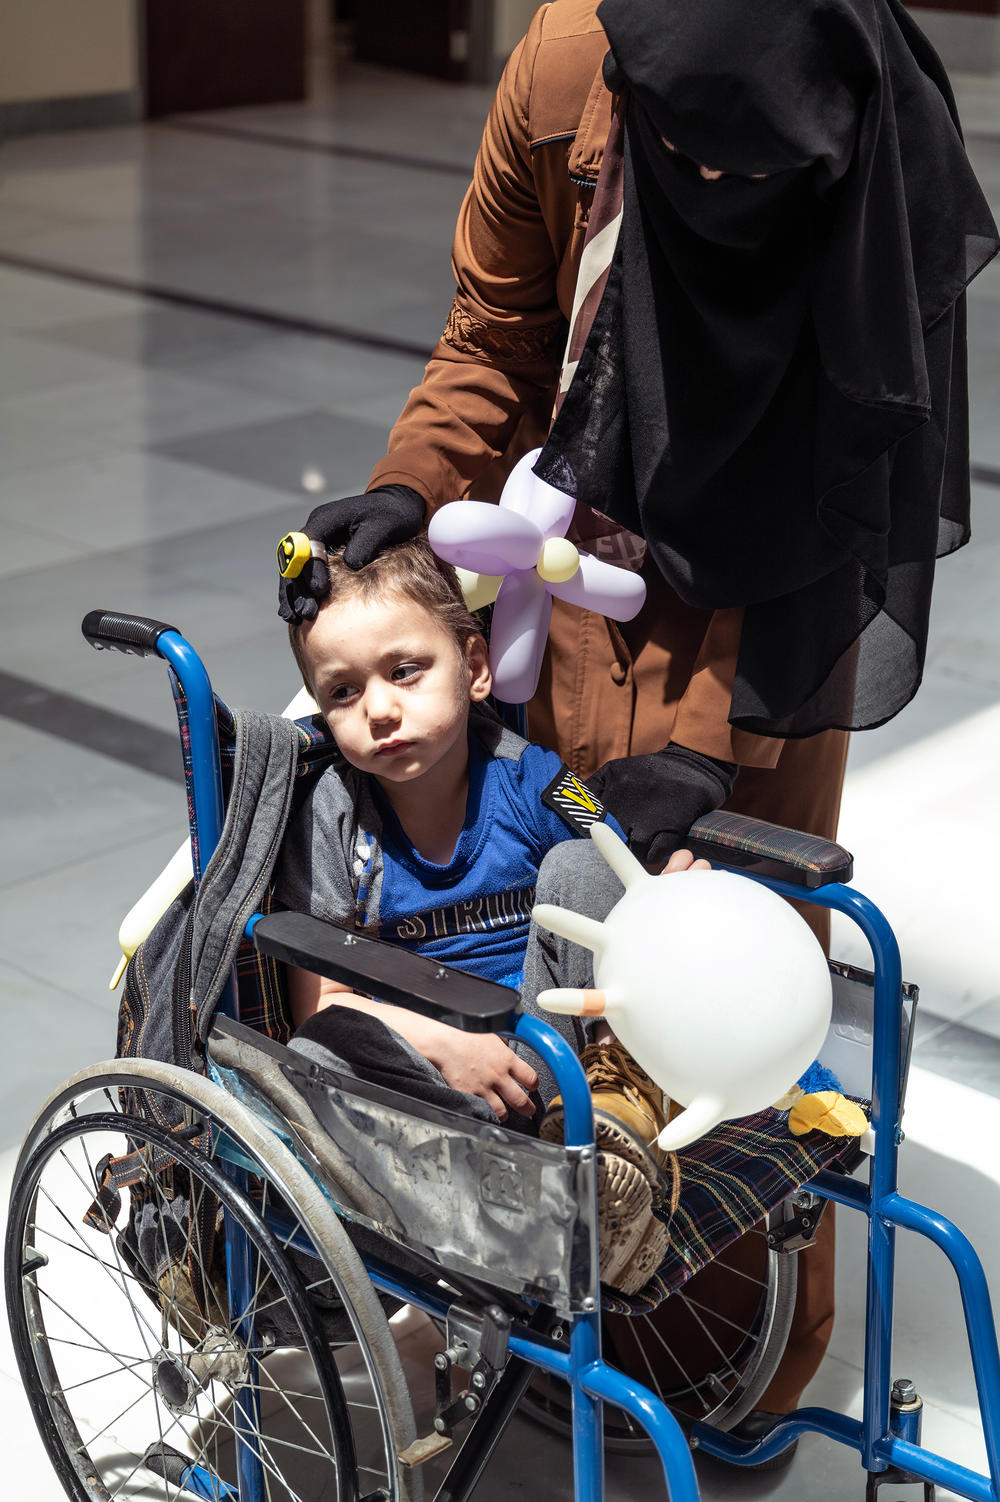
251;910;518;1032
685;810;853;889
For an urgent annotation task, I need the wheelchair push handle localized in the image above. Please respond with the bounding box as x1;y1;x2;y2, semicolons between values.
81;610;225;884
82;610;180;659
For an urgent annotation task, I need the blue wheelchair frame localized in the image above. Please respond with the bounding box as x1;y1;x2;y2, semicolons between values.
151;621;1000;1502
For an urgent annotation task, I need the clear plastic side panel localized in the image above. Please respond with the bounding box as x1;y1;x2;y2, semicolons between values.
822;960;918;1106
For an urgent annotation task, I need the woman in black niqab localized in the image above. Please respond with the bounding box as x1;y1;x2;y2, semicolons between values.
535;0;999;736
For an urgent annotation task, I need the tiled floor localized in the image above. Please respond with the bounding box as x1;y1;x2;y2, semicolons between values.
2;26;1000;1502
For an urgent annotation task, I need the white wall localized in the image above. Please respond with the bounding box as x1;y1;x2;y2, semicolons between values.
493;0;540;63
0;0;137;104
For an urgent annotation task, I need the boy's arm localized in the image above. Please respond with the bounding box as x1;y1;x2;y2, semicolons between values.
287;964;538;1122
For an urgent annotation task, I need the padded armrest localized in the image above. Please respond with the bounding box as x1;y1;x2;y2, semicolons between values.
251;910;518;1031
685;810;853;889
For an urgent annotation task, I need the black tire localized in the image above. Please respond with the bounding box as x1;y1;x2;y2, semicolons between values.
521;1224;797;1453
6;1060;421;1502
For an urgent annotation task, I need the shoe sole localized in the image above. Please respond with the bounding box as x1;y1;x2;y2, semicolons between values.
596;1153;669;1297
541;1107;671;1209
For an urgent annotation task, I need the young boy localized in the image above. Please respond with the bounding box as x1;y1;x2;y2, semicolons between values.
273;535;702;1293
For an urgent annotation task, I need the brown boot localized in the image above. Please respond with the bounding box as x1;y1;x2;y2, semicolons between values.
540;1041;680;1296
540;1041;679;1209
595;1153;670;1295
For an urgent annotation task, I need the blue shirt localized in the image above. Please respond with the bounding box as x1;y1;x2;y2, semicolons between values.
371;734;622;986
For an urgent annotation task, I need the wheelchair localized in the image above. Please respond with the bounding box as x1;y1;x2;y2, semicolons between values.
6;610;1000;1502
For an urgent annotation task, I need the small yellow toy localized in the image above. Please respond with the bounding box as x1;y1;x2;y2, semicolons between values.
785;1087;869;1138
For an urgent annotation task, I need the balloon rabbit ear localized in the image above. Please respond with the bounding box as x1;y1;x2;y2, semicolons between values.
588;821;647;891
531;903;606;957
536;988;608;1017
656;1096;727;1152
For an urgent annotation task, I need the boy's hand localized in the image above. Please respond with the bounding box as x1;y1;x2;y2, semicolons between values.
424;1025;539;1122
659;849;712;874
277;484;426;623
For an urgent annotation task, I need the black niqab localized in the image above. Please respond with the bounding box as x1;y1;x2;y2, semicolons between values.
535;0;999;736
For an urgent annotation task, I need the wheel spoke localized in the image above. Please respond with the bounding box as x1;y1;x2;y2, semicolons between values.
41;1156;163;1359
252;1362;340;1466
58;1356;156;1394
674;1293;743;1385
633;1312;714;1415
680;1290;761;1342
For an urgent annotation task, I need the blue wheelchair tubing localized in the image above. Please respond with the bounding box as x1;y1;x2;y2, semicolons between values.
160;626;1000;1502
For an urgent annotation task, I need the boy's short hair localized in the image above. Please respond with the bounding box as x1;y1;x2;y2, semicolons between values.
289;534;483;696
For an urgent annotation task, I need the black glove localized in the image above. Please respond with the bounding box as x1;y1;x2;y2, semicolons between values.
586;744;737;866
277;484;425;623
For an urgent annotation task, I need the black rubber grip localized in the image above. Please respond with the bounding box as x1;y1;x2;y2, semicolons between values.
81;610;179;657
253;910;519;1030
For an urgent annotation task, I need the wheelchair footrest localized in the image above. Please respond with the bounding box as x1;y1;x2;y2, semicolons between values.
398;1432;455;1469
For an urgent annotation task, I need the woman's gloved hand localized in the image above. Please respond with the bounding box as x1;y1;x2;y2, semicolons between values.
586;744;737;866
277;484;426;623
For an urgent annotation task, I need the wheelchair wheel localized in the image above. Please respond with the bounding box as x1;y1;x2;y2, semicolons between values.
6;1059;421;1502
521;1224;797;1452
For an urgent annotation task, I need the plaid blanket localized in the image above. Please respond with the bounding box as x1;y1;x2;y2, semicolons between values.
602;1104;864;1315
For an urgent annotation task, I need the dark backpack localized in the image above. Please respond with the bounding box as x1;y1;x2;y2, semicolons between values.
90;696;338;1336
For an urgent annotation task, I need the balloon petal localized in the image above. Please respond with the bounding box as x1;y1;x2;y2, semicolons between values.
489;571;552;703
500;448;577;540
550;552;647;622
429;501;542;575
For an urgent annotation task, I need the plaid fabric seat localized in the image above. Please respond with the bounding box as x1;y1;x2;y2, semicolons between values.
602;1104;865;1315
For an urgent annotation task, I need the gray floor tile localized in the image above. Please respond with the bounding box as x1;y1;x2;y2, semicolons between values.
0;263;146;330
33;304;275;368
0;667;183;782
0;331;122;401
911;1018;1000;1095
188;330;424;412
0;506;300;711
150;407;392;498
0;719;181;888
0;366;306;457
0;449;296;553
0;515;87;575
959;996;1000;1039
0;957;114;1153
0;821;186;1009
177;61;492;169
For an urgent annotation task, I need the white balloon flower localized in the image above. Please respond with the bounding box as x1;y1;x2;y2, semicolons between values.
428;449;647;704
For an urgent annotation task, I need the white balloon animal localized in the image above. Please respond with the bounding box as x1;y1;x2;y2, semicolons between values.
533;822;833;1151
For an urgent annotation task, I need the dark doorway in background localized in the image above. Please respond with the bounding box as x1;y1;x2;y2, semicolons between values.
143;0;306;116
354;0;471;81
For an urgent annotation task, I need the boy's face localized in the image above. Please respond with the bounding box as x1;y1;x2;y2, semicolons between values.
300;590;492;794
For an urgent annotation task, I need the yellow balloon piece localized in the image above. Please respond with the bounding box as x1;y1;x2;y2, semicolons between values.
536;536;581;583
455;568;503;613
